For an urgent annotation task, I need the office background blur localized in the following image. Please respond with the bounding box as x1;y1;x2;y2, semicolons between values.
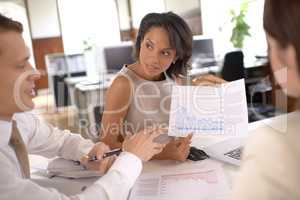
1;0;296;140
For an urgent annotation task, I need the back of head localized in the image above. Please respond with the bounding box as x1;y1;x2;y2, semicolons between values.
264;0;300;69
135;12;193;78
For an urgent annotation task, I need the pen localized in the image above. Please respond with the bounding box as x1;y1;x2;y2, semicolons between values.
88;148;122;162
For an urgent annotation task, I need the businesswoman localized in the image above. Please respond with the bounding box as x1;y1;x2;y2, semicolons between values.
100;11;225;161
99;12;194;161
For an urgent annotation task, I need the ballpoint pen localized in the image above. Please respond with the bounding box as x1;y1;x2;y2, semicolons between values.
88;148;122;162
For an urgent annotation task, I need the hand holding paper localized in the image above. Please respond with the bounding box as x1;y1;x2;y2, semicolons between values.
192;74;227;86
168;79;248;137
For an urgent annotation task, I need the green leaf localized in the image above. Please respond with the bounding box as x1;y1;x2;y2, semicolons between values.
229;0;252;48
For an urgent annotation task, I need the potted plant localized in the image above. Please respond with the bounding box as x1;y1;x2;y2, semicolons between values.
229;0;251;49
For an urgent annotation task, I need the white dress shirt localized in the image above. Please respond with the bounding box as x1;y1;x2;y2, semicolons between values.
232;111;300;200
0;112;142;200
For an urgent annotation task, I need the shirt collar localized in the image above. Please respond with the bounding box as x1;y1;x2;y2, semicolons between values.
0;119;13;146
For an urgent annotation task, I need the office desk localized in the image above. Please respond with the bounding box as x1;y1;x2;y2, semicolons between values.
29;118;269;197
64;74;115;107
189;57;268;78
64;76;90;106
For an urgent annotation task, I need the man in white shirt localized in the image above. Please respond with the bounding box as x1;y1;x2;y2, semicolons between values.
0;14;165;200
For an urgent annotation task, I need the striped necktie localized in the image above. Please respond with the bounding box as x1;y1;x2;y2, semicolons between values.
9;120;31;179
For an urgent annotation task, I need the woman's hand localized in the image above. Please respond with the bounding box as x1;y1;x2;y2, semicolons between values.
192;74;227;86
122;128;167;161
153;134;193;161
173;74;226;86
80;142;116;173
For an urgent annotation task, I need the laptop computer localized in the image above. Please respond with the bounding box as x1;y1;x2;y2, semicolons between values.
203;137;246;166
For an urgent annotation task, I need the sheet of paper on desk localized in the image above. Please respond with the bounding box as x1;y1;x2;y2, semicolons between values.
168;79;248;137
47;158;103;179
128;160;230;200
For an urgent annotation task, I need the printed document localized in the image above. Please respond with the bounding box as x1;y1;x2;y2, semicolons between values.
168;79;248;136
129;160;230;200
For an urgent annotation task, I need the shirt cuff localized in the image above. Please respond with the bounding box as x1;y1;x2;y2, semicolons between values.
83;152;142;200
108;152;142;186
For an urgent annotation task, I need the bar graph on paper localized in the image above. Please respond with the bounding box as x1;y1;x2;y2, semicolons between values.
168;79;248;136
173;106;224;134
129;170;227;200
129;161;230;200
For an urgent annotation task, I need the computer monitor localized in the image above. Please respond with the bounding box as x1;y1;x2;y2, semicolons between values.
103;42;135;73
45;53;87;108
46;53;86;75
191;38;216;68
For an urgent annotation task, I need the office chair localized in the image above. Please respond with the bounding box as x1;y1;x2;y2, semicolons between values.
221;51;246;81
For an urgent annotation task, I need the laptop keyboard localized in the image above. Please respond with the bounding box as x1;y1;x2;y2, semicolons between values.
224;147;243;160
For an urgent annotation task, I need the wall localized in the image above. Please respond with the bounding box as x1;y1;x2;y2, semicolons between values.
57;0;121;76
117;0;131;30
201;0;267;59
0;0;35;67
128;0;202;35
130;0;165;28
165;0;202;35
58;0;121;54
27;0;64;89
27;0;61;39
164;0;199;15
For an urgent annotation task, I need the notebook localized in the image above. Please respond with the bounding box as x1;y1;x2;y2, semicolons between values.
203;137;245;166
47;158;103;179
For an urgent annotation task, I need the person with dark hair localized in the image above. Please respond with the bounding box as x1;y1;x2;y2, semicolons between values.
0;13;166;200
232;0;300;199
134;12;193;79
101;12;194;161
101;12;225;161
